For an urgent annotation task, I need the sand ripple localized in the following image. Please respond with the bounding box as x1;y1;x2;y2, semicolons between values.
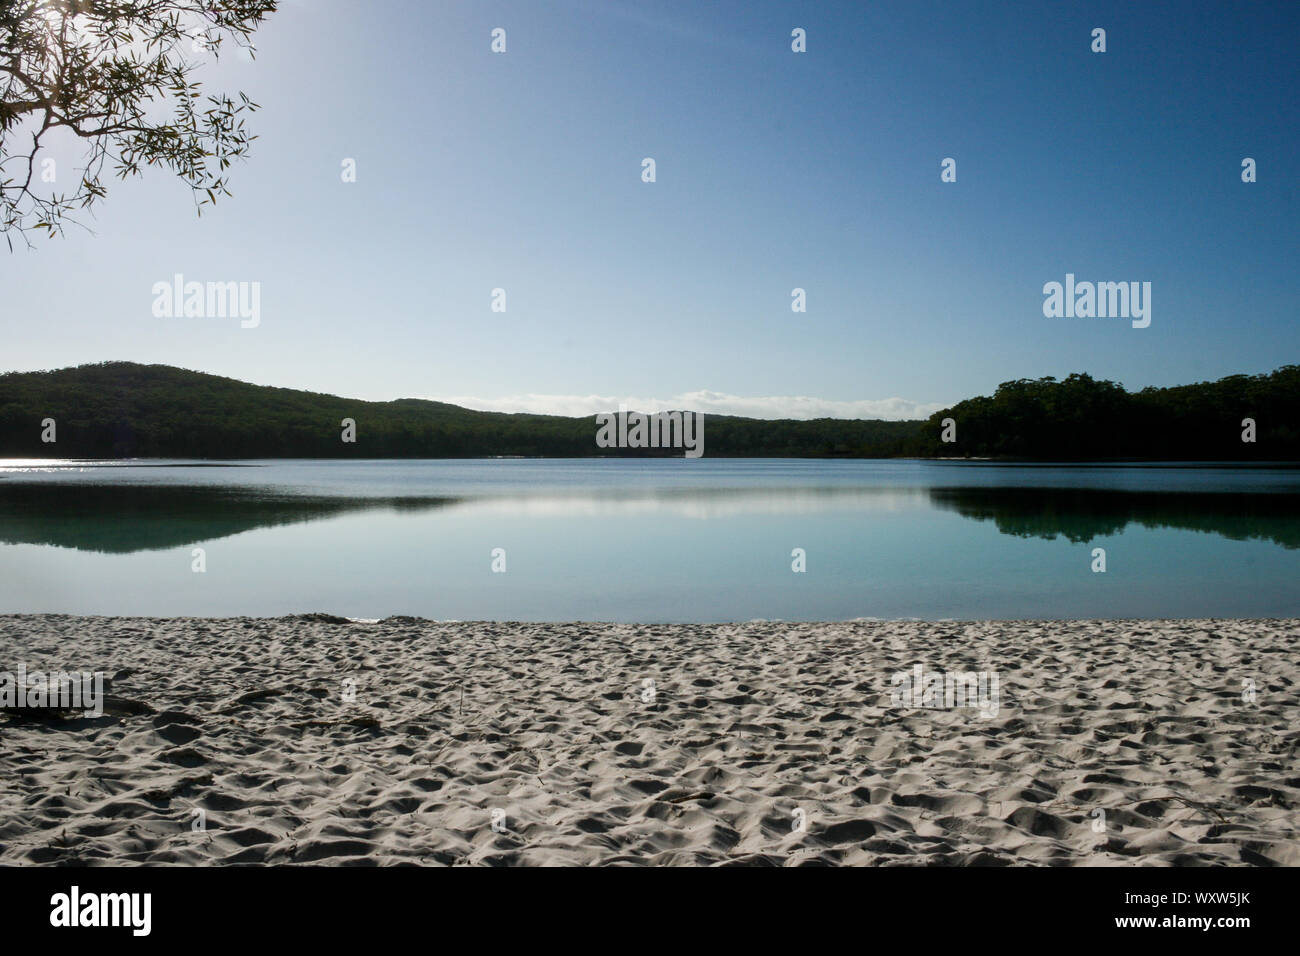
1;616;1296;866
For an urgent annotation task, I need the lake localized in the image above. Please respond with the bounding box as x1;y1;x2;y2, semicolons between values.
1;458;1298;621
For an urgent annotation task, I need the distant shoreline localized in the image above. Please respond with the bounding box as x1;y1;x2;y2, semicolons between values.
2;362;1297;460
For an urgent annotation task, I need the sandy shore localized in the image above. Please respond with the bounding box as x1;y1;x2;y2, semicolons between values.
1;615;1296;866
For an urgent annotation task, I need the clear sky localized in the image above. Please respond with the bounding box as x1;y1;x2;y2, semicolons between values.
3;0;1297;419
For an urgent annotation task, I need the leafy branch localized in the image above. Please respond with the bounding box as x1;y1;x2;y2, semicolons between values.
0;0;277;249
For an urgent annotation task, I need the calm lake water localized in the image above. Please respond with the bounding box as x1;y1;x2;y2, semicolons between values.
1;458;1298;621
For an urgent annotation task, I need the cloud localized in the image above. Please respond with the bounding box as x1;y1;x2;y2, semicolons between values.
424;389;944;421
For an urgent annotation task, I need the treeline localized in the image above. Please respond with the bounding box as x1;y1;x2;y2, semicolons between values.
0;362;921;458
0;362;1295;460
916;367;1300;459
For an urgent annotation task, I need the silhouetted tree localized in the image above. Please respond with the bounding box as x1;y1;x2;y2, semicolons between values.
1;0;277;246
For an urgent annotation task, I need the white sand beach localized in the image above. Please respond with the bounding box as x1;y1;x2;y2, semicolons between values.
1;615;1296;866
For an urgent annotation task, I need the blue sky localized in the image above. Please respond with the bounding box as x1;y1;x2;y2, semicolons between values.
3;0;1297;418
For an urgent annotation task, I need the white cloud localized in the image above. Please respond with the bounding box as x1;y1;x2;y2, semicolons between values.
423;389;944;421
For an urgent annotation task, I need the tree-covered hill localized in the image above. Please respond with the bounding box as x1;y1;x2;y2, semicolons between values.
916;367;1300;460
0;362;1295;459
0;362;921;458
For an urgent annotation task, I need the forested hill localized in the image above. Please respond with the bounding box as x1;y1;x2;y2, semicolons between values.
0;363;922;458
919;366;1300;460
0;362;1295;460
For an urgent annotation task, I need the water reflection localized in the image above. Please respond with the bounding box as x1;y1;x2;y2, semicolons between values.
0;483;938;552
5;480;1300;556
929;486;1300;549
3;473;1300;619
0;484;457;553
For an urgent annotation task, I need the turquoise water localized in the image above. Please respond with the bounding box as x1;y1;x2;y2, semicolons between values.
1;458;1298;621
